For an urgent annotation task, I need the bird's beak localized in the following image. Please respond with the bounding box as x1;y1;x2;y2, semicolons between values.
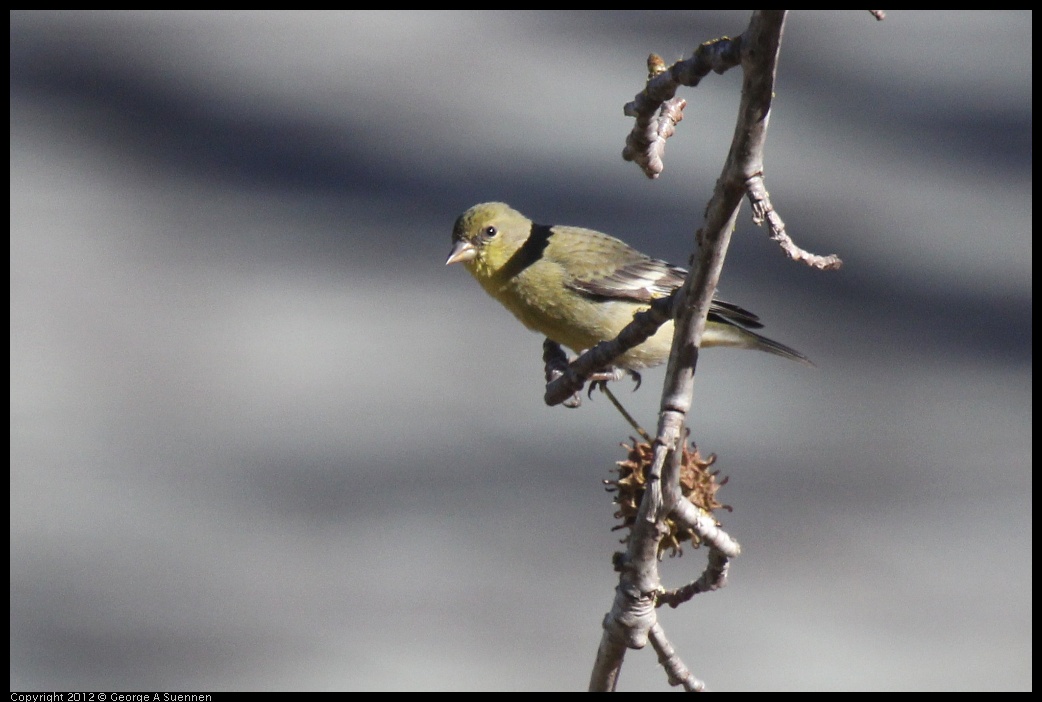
445;240;478;265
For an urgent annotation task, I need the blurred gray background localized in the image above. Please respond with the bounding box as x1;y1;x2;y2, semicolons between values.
10;10;1030;691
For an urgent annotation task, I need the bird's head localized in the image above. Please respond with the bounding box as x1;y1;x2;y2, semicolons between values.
446;202;530;270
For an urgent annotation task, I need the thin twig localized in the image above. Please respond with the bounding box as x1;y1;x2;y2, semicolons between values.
623;38;744;178
747;175;843;270
658;546;733;608
648;622;706;691
599;384;652;442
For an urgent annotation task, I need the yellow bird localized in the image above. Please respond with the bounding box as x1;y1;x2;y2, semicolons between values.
446;202;810;374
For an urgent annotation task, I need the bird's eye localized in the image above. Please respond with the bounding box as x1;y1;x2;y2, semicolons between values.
483;225;497;238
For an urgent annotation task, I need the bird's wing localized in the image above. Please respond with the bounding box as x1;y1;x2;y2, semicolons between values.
566;257;686;303
567;257;766;331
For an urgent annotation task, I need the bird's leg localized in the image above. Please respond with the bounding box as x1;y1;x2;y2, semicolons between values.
542;338;584;407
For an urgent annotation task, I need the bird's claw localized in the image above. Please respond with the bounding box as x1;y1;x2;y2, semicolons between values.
629;370;642;391
586;367;642;398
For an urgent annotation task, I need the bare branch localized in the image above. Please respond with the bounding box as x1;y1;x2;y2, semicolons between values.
592;9;881;689
592;10;790;691
588;625;628;692
588;523;667;690
654;4;790;553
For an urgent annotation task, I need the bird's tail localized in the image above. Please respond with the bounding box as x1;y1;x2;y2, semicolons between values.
704;323;813;366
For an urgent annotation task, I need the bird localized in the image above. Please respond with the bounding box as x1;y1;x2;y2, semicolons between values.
446;202;810;378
